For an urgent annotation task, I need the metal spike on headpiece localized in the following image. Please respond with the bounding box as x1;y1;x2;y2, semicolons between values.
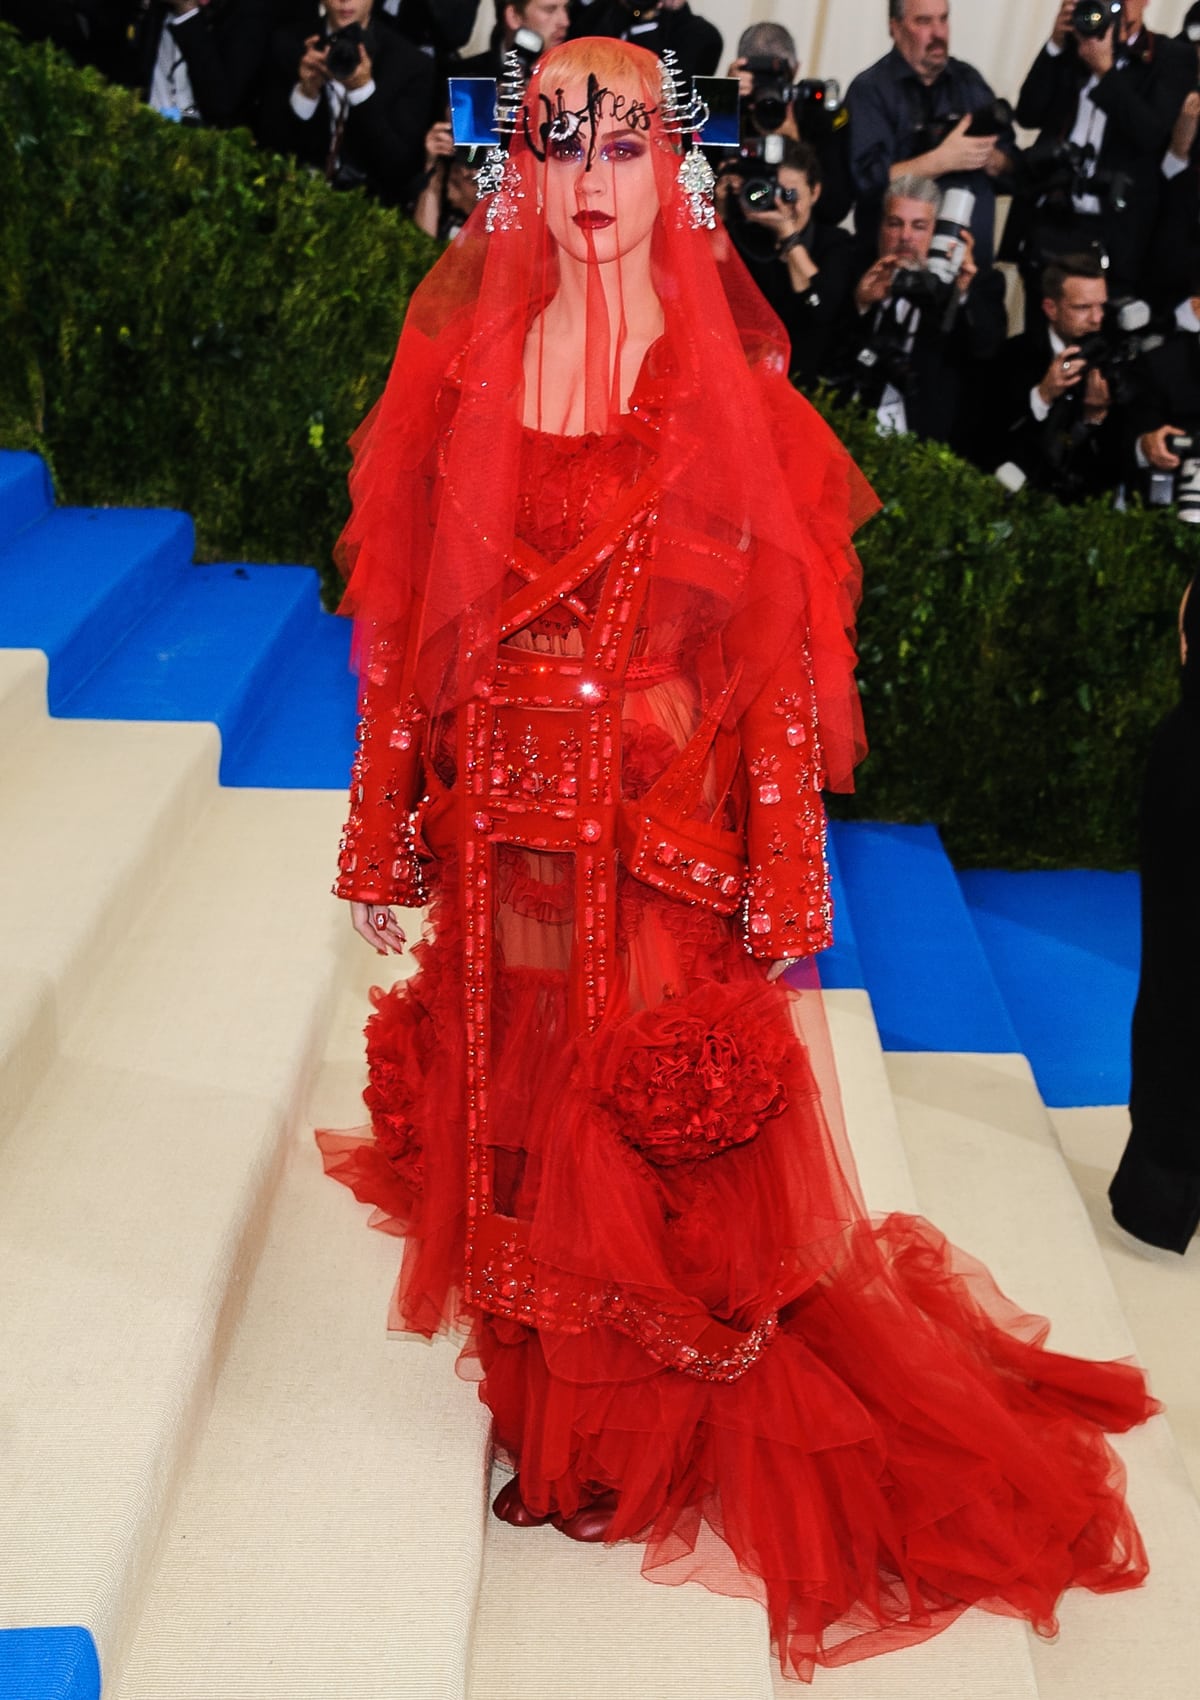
478;49;528;232
495;49;526;136
659;49;716;230
658;48;709;137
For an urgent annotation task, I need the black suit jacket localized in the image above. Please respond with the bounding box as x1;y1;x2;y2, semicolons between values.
740;222;858;388
259;11;433;202
134;0;274;127
1147;134;1200;311
995;322;1124;500
831;267;1008;453
567;0;721;80
1009;30;1194;291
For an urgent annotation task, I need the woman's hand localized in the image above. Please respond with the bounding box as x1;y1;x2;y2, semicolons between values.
351;902;408;956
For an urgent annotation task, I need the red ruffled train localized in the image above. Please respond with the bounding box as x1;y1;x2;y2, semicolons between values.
318;860;1158;1684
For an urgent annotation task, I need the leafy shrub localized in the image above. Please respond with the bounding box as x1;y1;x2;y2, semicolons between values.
818;400;1198;866
0;26;437;590
1;30;1196;866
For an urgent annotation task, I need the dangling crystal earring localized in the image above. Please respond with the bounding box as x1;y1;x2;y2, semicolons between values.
658;49;714;231
477;51;527;234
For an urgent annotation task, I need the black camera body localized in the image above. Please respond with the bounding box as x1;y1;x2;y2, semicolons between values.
322;21;366;82
719;136;800;262
1072;298;1164;405
742;57;842;142
910;97;1012;157
743;55;794;135
1014;138;1132;215
1072;1;1123;39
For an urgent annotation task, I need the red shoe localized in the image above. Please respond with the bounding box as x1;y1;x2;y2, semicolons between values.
491;1475;554;1527
553;1489;620;1543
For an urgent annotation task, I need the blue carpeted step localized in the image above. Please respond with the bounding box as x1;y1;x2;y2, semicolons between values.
222;609;357;789
958;869;1140;1109
0;453;54;550
829;821;1020;1053
0;507;193;710
59;563;321;780
0;1627;100;1700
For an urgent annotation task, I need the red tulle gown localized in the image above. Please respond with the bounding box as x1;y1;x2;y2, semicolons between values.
318;403;1157;1682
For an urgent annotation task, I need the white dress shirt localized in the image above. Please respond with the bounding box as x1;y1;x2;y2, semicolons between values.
148;9;201;118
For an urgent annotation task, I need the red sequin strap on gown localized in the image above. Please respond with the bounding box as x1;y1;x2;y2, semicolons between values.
320;419;1157;1682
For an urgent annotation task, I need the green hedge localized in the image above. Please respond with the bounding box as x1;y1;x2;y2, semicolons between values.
822;401;1198;866
0;27;437;584
1;30;1196;867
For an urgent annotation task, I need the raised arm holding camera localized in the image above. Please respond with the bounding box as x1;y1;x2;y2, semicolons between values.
726;22;854;227
720;138;857;387
260;0;434;203
993;253;1142;501
831;174;1007;452
1007;0;1194;304
845;0;1016;273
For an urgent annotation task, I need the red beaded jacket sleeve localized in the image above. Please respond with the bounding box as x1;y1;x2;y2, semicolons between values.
740;637;832;963
333;622;429;907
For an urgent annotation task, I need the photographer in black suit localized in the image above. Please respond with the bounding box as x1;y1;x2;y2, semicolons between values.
720;139;857;387
726;22;854;229
128;0;273;128
1007;0;1194;303
831;174;1007;454
993;253;1126;501
260;0;433;203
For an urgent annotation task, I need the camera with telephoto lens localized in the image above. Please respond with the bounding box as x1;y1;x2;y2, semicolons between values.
843;188;977;406
323;21;366;81
1072;0;1123;38
890;186;976;311
1147;433;1200;522
909;97;1013;157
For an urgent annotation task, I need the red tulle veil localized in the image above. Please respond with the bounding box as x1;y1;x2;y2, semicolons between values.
334;37;876;794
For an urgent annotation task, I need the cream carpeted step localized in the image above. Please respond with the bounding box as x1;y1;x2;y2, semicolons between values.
468;987;1039;1700
0;675;218;1136
0;646;47;741
1052;1105;1200;1498
887;1053;1200;1700
112;944;492;1700
0;774;347;1687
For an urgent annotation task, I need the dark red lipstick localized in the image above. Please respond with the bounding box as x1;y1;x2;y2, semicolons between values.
573;211;615;229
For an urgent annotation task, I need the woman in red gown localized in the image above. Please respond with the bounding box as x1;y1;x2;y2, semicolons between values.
317;37;1158;1683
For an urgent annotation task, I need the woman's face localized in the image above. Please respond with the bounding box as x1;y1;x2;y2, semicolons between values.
538;78;664;266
